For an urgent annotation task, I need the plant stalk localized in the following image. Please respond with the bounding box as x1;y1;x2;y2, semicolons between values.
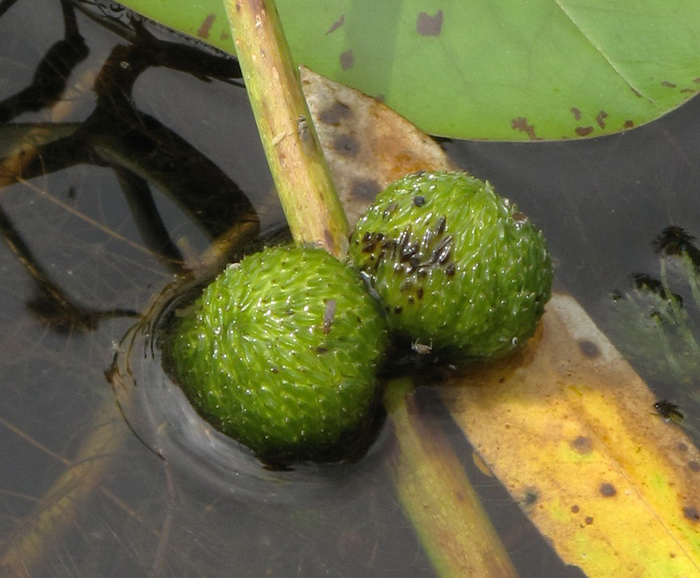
223;0;350;258
385;378;519;578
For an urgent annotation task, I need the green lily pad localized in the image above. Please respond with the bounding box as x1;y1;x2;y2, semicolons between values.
118;0;700;140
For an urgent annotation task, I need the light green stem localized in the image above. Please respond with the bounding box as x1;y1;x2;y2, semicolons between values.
223;0;350;258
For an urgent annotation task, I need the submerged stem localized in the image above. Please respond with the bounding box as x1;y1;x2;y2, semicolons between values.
0;398;127;577
385;378;518;578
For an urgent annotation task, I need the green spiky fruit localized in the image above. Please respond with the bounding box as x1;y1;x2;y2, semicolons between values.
348;171;552;358
166;246;388;463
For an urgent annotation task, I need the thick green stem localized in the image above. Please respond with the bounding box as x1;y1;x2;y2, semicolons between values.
223;0;350;258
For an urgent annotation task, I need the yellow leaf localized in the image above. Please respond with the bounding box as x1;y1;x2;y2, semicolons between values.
441;294;700;577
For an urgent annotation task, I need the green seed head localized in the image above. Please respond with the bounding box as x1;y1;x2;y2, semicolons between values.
166;246;388;463
348;171;552;358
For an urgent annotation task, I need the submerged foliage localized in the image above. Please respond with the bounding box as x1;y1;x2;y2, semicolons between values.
608;226;700;441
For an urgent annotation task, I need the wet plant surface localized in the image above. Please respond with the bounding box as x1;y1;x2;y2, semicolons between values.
1;1;700;576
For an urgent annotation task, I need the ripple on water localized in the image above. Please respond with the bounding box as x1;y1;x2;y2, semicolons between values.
109;280;389;505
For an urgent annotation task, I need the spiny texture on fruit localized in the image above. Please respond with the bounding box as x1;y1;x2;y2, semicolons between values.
166;246;388;463
348;171;552;358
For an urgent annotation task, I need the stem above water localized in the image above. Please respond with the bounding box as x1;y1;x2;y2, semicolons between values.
223;0;350;258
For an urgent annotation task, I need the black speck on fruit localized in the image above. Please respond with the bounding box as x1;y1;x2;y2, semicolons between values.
348;171;552;358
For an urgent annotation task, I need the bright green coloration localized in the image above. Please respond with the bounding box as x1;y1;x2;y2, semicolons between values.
117;0;700;140
348;171;552;358
167;246;388;462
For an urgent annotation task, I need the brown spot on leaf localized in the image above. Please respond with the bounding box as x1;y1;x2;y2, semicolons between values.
683;506;700;521
351;178;381;201
661;80;677;88
595;110;608;129
326;14;345;35
511;117;538;140
688;461;700;472
578;340;600;358
340;49;354;70
332;134;359;156
198;14;216;39
571;436;593;454
522;488;539;506
585;516;594;525
599;482;617;497
570;107;581;121
318;101;352;125
694;78;700;84
416;10;444;36
575;126;594;137
623;120;635;129
571;504;580;513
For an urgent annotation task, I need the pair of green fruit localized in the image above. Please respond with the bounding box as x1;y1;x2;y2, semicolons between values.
166;171;553;463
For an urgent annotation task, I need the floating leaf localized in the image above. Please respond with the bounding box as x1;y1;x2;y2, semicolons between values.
441;294;700;576
118;0;700;140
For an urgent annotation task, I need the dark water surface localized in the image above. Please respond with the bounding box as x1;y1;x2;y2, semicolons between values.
1;1;699;576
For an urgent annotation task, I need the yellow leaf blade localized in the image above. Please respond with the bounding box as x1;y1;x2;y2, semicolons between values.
441;293;700;577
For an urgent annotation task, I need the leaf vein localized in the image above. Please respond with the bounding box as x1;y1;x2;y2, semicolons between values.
554;0;656;105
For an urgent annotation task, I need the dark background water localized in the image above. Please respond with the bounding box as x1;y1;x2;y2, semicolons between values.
1;1;699;576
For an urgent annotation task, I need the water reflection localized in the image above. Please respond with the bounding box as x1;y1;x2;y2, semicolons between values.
0;0;88;123
1;0;699;576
